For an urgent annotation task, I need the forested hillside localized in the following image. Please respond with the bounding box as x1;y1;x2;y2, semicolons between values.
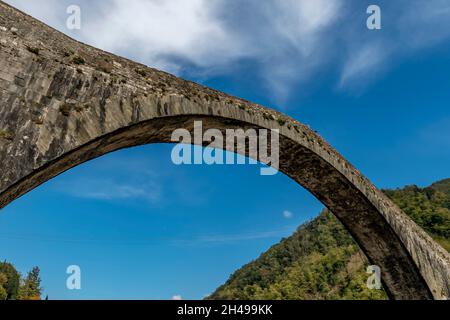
209;179;450;300
0;262;42;300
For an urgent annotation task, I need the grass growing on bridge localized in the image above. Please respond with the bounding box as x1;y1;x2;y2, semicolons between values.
0;129;14;141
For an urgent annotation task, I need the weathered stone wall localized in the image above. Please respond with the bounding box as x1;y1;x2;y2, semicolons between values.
0;1;448;299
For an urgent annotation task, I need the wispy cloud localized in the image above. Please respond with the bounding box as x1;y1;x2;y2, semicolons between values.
283;210;293;219
339;41;391;89
339;0;450;90
51;156;162;204
5;0;450;102
49;152;215;207
176;227;294;246
397;0;450;49
0;226;296;246
60;178;161;203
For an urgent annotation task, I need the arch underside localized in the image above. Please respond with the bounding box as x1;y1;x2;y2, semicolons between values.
0;0;449;300
0;115;435;299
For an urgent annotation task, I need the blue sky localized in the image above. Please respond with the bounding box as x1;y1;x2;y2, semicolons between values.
0;0;450;299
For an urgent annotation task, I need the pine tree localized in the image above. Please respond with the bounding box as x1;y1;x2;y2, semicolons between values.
19;266;42;300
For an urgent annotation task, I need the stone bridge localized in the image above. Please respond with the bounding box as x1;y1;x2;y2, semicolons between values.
0;1;448;300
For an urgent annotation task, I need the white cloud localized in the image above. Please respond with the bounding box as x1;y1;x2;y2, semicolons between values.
3;0;63;24
177;227;294;246
5;0;450;101
338;1;450;90
397;0;450;49
265;0;342;54
51;156;162;204
57;177;161;203
172;295;182;300
220;0;343;103
339;41;391;89
5;0;342;103
79;0;245;73
283;210;293;219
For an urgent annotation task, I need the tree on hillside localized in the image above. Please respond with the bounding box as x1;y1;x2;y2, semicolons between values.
18;266;42;300
0;273;8;300
210;179;450;300
0;261;21;300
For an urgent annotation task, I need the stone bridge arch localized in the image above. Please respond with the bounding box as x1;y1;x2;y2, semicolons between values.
0;1;449;300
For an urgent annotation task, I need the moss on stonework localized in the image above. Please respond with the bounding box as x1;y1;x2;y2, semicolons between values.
32;117;44;125
135;68;147;77
60;101;87;115
97;62;113;74
74;105;85;112
59;104;72;116
26;45;40;55
0;130;14;140
63;49;74;57
72;55;85;65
